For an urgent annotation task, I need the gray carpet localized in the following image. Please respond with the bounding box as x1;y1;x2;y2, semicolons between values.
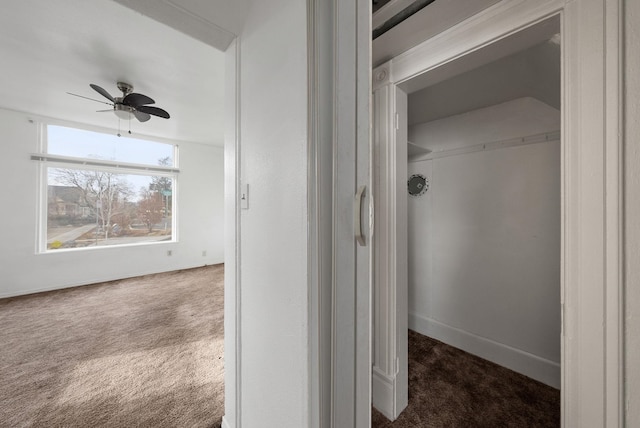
0;265;224;427
372;330;560;427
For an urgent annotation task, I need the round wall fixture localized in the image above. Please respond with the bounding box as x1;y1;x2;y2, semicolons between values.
408;174;429;197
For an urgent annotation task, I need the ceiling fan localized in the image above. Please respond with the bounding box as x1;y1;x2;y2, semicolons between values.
68;82;171;123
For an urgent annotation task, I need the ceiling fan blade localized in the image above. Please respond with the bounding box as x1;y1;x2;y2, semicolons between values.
90;84;115;102
137;105;170;119
67;92;114;106
134;110;151;122
96;109;114;112
123;93;155;107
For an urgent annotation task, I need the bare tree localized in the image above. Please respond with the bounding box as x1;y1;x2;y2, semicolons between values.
137;188;164;233
149;157;172;190
52;169;133;239
149;156;173;217
147;157;173;231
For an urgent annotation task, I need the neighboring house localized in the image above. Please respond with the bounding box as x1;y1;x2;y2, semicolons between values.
47;185;91;219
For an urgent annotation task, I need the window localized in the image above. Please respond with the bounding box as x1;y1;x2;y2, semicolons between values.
36;125;178;251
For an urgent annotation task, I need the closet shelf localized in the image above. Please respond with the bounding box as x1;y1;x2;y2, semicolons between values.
407;130;560;162
407;141;431;159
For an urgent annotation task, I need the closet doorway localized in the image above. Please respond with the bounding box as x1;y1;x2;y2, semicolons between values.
372;13;562;422
406;13;561;386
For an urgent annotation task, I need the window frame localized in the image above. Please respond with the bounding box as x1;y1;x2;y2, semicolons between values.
35;122;180;253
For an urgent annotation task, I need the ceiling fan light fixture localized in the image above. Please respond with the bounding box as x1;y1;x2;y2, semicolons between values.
113;103;134;120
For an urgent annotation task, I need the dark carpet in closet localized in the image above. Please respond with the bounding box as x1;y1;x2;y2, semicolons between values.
372;330;560;428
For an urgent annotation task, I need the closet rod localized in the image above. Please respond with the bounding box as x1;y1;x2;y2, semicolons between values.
409;130;560;162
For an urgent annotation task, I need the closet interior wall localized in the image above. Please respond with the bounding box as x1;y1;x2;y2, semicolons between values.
405;36;561;388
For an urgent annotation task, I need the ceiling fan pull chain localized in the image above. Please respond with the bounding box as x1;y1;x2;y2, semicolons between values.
117;118;121;137
128;116;132;134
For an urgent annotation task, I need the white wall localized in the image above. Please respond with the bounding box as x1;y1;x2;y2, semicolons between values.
0;107;224;298
407;98;561;387
234;0;310;426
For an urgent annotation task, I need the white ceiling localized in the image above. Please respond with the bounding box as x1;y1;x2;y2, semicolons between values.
112;0;251;52
0;0;231;145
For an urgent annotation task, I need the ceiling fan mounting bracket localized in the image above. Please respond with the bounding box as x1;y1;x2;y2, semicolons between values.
116;81;133;95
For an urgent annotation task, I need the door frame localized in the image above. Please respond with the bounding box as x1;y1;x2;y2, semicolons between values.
371;0;624;425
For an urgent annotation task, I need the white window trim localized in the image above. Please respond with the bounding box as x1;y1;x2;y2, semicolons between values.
35;122;180;254
30;154;180;174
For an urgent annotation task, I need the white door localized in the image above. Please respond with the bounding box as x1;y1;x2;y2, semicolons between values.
332;0;372;426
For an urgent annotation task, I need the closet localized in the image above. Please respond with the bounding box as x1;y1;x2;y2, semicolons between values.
372;15;562;420
407;18;561;386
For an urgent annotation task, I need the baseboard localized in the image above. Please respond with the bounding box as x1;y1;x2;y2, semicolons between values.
409;312;560;389
372;367;396;421
221;415;232;428
0;261;224;299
